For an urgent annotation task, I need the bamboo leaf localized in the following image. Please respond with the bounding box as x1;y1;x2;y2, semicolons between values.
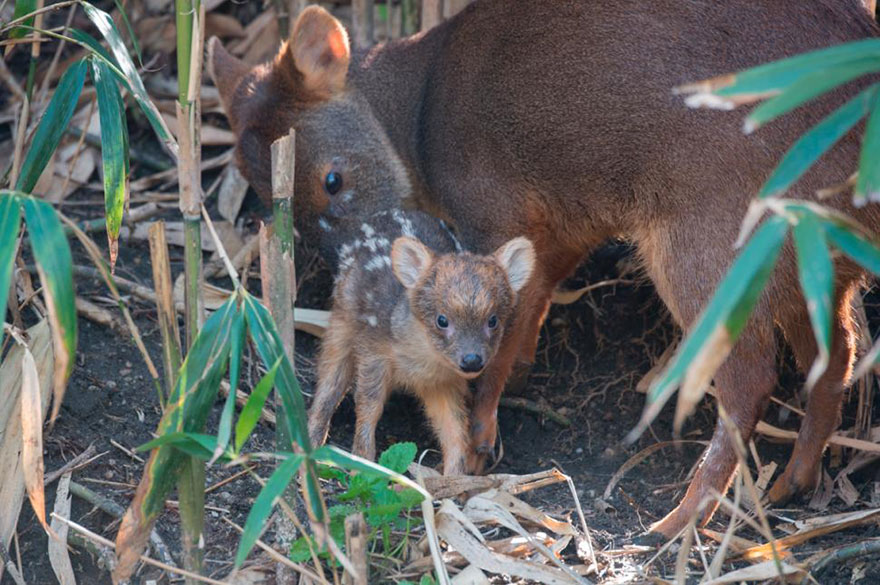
69;28;119;67
856;89;880;204
80;2;178;157
628;216;789;440
824;218;880;275
138;432;228;461
234;356;282;454
240;291;310;450
745;59;880;133
10;0;36;39
792;212;834;391
213;307;244;463
0;194;22;343
677;38;880;106
114;297;237;583
16;60;87;193
235;453;304;567
89;58;129;271
111;0;143;67
759;85;877;198
22;198;77;424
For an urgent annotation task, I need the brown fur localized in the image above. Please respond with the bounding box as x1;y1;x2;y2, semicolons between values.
306;210;534;474
212;1;880;536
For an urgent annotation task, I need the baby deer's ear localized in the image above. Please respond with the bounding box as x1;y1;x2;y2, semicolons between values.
288;5;351;97
207;36;251;113
494;237;535;293
392;237;434;289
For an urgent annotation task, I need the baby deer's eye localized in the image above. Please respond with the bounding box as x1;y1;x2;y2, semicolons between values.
324;171;343;195
488;315;498;329
436;314;449;329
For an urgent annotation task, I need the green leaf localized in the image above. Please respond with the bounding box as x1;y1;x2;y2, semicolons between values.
759;84;878;198
89;58;129;268
111;0;143;67
856;89;880;205
137;432;227;461
792;212;834;390
629;216;790;440
0;194;22;344
236;453;304;567
69;29;119;68
10;0;36;39
234;356;282;453
214;308;244;462
16;60;88;193
313;445;430;501
824;220;880;275
241;291;310;450
378;442;417;475
80;2;177;157
714;38;880;98
122;296;237;547
22;197;77;418
745;59;880;133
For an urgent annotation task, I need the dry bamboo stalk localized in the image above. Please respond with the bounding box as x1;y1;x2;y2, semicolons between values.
342;513;368;585
267;126;298;585
148;221;183;401
421;0;443;31
352;0;375;47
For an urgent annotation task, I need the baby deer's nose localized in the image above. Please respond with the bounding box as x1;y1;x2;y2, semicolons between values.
460;353;484;373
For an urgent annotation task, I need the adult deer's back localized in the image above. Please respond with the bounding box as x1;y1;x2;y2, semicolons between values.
210;0;880;538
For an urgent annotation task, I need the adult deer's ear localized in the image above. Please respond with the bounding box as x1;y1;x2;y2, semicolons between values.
392;237;434;289
207;36;250;113
286;5;350;97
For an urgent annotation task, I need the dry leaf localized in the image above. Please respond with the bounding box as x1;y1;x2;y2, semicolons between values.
49;473;76;585
0;321;53;567
206;12;245;38
435;500;584;585
162;112;235;145
701;559;803;584
21;345;48;531
218;165;249;222
451;565;490;585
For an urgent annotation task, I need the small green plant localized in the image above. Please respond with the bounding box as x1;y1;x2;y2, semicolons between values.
291;442;425;564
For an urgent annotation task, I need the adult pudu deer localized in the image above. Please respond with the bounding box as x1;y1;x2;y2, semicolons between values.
307;210;534;475
209;1;880;538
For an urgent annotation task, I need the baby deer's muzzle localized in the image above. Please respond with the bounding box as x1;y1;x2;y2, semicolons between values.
459;353;484;373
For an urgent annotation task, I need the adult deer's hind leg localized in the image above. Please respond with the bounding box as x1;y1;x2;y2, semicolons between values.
648;324;778;537
768;283;858;503
638;220;777;538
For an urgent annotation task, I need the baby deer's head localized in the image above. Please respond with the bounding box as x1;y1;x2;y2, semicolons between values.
391;236;535;378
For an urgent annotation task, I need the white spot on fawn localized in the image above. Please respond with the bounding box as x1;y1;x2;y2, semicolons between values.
363;315;378;327
391;209;415;237
365;255;392;271
361;223;375;238
319;218;331;232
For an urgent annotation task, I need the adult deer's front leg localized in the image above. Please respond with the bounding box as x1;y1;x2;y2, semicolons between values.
467;277;556;473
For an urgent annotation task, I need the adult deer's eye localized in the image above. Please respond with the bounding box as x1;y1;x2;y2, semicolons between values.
324;171;343;195
436;314;449;329
488;315;498;329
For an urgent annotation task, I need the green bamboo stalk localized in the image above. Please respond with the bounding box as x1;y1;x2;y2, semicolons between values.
175;0;206;582
266;129;298;585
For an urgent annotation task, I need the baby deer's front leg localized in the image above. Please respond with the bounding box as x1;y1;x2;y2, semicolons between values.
352;356;393;461
308;315;357;448
420;383;469;476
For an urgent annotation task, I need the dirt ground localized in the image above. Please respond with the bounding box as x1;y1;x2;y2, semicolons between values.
6;209;880;584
